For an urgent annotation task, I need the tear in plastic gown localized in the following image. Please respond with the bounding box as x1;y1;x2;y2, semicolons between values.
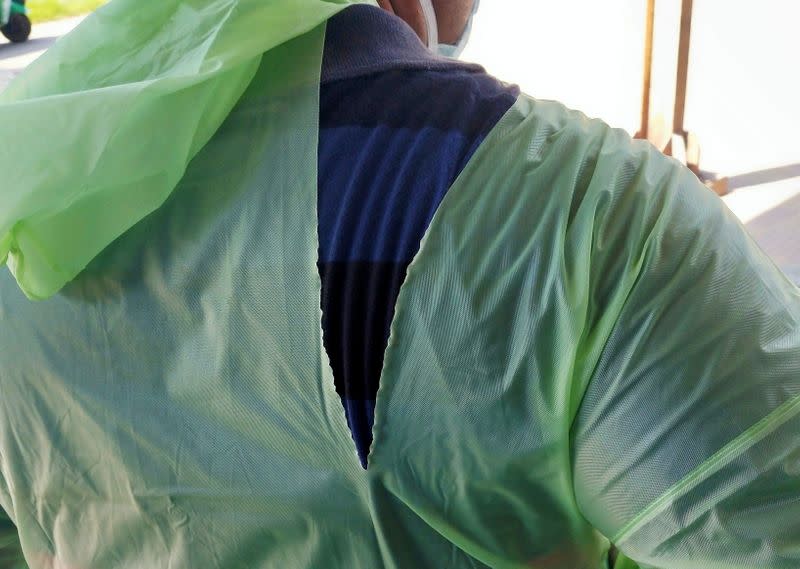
0;1;798;568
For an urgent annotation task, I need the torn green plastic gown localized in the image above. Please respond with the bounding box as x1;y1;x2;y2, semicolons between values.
1;0;800;568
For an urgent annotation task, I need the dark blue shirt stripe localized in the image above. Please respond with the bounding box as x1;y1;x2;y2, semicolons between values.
318;5;519;468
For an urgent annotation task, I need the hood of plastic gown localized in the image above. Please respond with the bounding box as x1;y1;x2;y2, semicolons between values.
0;0;376;300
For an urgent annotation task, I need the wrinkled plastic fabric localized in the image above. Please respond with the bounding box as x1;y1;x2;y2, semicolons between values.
382;96;800;568
0;0;375;300
1;2;800;568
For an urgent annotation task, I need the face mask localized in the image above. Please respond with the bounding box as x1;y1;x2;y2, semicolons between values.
418;0;479;59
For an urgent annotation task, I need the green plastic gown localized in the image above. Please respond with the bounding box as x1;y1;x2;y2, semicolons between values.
0;1;799;568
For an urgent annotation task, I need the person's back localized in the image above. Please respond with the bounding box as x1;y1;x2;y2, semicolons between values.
0;2;798;568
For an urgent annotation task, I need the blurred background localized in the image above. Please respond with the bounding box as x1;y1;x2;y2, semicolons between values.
463;0;800;177
25;0;104;22
1;0;798;282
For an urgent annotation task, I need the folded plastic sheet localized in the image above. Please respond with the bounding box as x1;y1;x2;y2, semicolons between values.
0;0;374;300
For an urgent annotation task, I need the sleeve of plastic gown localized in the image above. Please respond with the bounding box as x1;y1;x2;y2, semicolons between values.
569;111;800;566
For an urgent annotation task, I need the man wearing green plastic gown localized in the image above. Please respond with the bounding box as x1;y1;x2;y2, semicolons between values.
0;1;798;568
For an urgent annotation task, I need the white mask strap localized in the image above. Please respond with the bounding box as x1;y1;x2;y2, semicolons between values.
418;0;439;50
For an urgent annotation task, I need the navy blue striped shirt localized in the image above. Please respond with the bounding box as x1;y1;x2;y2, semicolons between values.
318;5;519;468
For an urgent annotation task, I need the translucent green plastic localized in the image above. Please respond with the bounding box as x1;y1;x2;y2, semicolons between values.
1;1;798;567
0;0;374;300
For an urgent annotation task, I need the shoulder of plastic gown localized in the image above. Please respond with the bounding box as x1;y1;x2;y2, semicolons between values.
0;0;377;301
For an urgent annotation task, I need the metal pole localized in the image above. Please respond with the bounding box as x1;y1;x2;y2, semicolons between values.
673;0;694;137
637;0;656;139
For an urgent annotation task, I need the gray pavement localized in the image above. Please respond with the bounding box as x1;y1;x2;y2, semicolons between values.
0;15;84;91
723;179;800;285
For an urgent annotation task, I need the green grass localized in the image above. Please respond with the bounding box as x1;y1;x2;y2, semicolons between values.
26;0;108;24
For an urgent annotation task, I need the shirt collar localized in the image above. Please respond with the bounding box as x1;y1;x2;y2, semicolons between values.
322;4;483;84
